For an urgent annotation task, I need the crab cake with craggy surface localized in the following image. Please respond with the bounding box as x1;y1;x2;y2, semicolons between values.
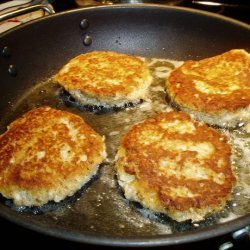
0;106;106;207
166;49;250;127
55;51;153;110
115;111;235;222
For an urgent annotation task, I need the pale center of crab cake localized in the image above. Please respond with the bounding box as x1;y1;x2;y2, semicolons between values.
166;49;250;127
0;106;106;207
55;51;153;108
115;111;235;222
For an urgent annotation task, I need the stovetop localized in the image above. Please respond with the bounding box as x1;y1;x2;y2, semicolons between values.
181;0;250;24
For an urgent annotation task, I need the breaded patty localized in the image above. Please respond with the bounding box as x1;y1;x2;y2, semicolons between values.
115;111;235;222
55;51;153;109
0;106;106;206
166;49;250;127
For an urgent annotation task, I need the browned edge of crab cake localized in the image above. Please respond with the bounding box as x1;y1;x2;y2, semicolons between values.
0;106;106;207
55;51;153;109
166;49;250;127
115;111;236;222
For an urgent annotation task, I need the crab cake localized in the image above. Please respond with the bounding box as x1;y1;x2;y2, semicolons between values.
166;49;250;127
55;51;153;110
115;111;235;222
0;106;106;207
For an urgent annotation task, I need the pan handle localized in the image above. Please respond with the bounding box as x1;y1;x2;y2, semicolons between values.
0;4;55;23
192;1;250;9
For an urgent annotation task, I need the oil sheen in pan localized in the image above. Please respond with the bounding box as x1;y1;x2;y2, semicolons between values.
0;57;249;237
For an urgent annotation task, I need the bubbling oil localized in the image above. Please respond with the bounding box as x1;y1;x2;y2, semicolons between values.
1;56;249;235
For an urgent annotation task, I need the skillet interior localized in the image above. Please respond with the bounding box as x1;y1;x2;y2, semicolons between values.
0;5;249;246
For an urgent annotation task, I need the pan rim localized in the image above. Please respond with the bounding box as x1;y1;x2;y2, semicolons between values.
56;3;250;30
0;4;249;246
0;3;249;38
1;205;249;246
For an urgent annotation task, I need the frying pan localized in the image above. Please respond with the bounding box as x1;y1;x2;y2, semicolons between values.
0;4;249;247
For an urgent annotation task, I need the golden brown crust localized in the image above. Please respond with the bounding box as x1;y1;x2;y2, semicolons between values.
166;49;250;113
115;112;235;214
0;106;105;201
55;51;152;100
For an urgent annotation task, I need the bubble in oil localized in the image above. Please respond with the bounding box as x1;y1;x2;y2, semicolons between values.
39;89;46;94
7;101;13;107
